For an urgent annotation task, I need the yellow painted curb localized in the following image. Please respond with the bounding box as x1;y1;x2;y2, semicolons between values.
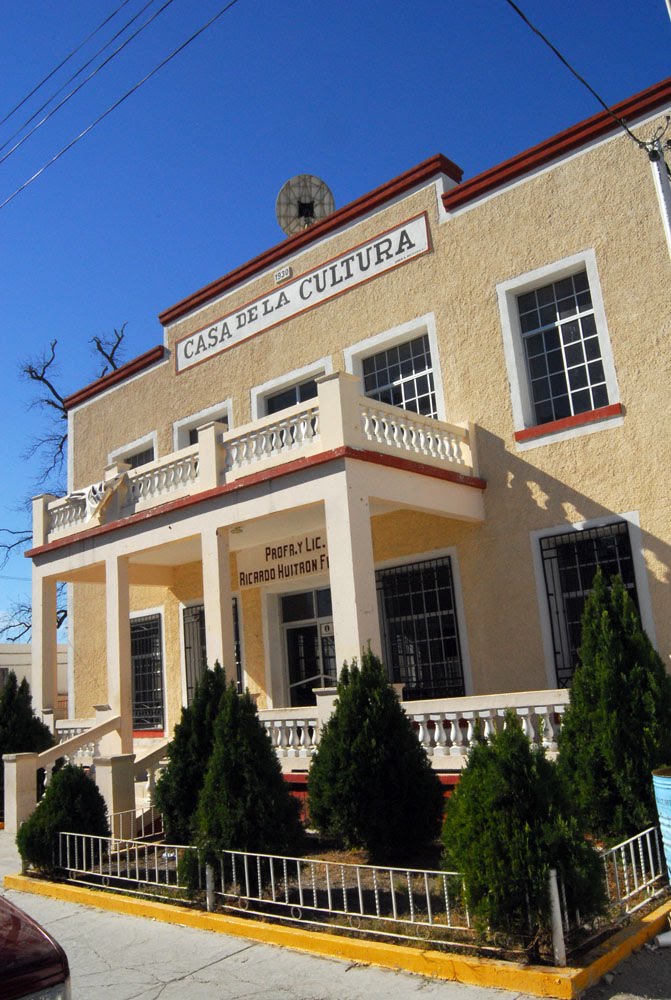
4;872;670;998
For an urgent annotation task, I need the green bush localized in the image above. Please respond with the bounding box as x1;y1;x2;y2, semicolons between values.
17;764;110;871
307;649;444;863
558;571;671;838
0;672;53;818
442;714;604;942
196;680;303;856
154;663;227;843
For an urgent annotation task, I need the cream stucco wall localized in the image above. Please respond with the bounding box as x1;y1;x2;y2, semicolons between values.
58;104;671;721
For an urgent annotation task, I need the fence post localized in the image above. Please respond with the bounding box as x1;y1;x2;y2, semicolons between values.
206;863;215;912
548;868;567;966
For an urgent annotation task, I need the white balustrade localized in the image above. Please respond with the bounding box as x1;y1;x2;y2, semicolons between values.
261;714;319;762
403;690;568;766
359;399;471;468
55;718;100;767
225;405;320;476
49;496;87;535
124;450;199;509
40;373;478;543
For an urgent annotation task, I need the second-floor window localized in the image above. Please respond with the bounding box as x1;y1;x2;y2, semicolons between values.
517;271;608;426
265;377;318;415
361;333;437;418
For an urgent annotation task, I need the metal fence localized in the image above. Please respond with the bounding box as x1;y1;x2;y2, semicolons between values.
600;825;667;914
55;825;669;962
211;849;471;945
58;832;194;896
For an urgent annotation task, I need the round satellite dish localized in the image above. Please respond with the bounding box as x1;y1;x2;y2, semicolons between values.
275;174;335;237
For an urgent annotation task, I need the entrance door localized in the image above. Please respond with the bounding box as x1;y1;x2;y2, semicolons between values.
282;588;336;706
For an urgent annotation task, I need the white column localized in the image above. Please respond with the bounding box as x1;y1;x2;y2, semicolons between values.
202;527;236;679
31;572;58;721
324;469;382;671
105;554;133;754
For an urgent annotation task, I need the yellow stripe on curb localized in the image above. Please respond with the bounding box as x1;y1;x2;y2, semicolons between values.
4;872;670;998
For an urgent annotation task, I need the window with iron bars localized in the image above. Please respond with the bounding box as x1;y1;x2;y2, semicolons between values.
540;521;638;687
376;556;465;700
131;613;164;730
182;600;242;704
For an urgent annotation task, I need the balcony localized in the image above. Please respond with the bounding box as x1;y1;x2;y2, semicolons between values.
34;372;480;547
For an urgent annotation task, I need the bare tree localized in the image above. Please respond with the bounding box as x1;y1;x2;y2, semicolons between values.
0;327;126;639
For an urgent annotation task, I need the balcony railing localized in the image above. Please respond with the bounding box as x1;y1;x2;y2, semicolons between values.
36;372;477;545
259;688;569;770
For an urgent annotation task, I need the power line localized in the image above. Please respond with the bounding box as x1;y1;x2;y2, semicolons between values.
0;0;244;212
0;0;165;158
502;0;651;151
0;0;136;129
0;0;178;169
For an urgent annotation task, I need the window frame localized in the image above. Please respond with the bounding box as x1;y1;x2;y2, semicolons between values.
109;431;157;469
531;512;655;688
251;357;332;420
130;608;166;734
343;313;447;421
497;250;622;448
173;399;232;451
374;546;472;697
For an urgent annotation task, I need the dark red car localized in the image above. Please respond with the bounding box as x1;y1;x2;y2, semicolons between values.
0;895;71;1000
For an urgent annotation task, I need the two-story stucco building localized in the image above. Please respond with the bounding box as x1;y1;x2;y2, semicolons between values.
6;75;671;831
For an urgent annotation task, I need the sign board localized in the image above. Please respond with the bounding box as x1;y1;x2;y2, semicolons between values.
237;531;329;590
175;214;430;372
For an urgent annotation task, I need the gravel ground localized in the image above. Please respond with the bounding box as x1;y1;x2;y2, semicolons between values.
584;939;671;1000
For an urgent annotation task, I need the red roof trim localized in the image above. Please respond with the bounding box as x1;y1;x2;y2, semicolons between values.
27;446;485;558
64;345;166;411
158;154;462;326
443;76;671;212
514;403;623;443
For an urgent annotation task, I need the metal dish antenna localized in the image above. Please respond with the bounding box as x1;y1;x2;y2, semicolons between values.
275;174;335;237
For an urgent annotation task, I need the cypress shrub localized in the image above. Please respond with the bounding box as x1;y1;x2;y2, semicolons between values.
442;714;604;942
196;680;303;856
0;672;53;818
558;571;671;838
154;663;227;844
16;764;110;871
307;649;444;863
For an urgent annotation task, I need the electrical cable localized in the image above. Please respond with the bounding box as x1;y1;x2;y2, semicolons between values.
0;0;164;158
0;0;177;169
0;0;136;128
502;0;651;151
0;0;243;212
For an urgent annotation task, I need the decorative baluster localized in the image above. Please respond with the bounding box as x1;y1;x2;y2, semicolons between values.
430;713;449;756
276;720;289;756
446;713;467;756
413;715;431;755
477;710;495;742
463;712;476;750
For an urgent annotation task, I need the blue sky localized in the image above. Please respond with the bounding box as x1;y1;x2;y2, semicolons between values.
0;0;669;631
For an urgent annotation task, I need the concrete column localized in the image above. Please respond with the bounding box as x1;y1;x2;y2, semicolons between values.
93;754;136;838
2;752;39;835
105;554;133;754
31;573;58;722
324;470;382;672
317;371;365;451
198;420;227;489
201;527;236;679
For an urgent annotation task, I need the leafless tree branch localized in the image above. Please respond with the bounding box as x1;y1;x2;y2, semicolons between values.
90;323;127;378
